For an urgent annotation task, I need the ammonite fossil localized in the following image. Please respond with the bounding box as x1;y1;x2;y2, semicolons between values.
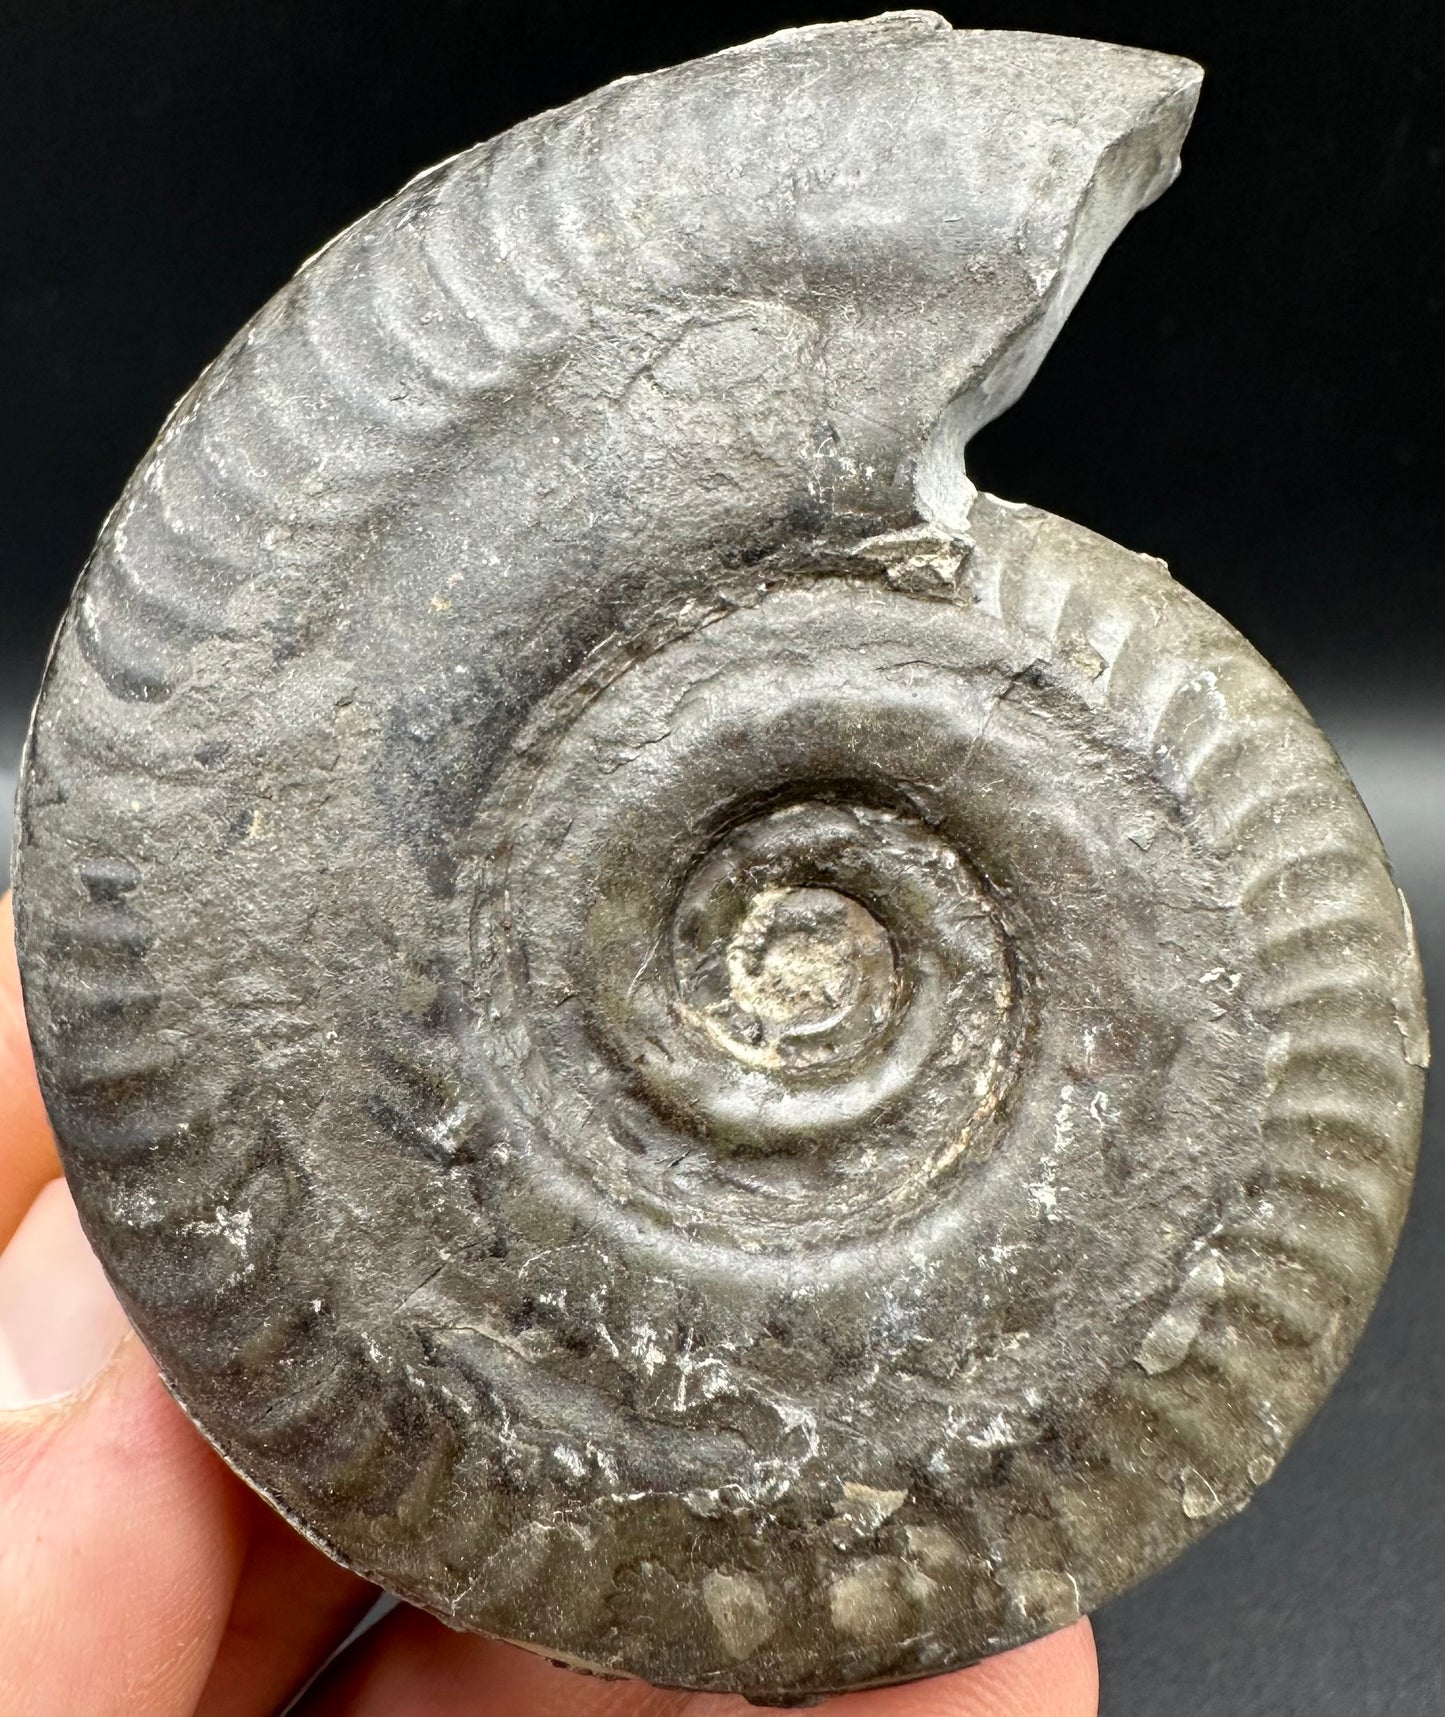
11;13;1429;1703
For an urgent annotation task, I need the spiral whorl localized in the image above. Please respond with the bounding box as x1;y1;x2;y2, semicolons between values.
71;13;1197;705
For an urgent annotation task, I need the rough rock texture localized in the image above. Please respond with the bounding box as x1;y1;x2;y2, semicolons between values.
11;13;1428;1702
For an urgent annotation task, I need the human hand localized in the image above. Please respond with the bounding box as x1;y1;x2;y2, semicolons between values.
0;894;1098;1716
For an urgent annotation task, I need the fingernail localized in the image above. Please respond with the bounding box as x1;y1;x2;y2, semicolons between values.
0;1179;131;1411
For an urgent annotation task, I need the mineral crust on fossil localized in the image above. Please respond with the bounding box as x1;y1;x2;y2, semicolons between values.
12;12;1428;1703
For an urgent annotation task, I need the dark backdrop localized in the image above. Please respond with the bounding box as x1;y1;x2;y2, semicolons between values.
1;5;1440;1713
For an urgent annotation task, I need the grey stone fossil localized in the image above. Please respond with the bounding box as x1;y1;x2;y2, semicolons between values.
10;11;1428;1703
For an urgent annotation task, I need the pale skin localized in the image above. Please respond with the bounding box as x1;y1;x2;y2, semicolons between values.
0;895;1098;1717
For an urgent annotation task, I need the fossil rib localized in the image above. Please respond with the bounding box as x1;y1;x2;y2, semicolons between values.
66;13;1198;702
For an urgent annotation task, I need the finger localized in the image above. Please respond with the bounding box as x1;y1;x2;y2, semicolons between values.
2;891;378;1717
298;1605;1097;1717
0;893;61;1246
194;1496;379;1717
0;1177;249;1717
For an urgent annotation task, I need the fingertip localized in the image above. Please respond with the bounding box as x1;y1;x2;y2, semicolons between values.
0;1176;132;1410
0;1176;250;1716
0;892;62;1246
921;1619;1099;1717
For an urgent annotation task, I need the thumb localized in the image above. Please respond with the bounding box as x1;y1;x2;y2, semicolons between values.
0;1178;248;1717
0;1179;130;1408
0;895;61;1244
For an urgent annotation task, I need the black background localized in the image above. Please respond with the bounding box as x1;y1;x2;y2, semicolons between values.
1;4;1441;1713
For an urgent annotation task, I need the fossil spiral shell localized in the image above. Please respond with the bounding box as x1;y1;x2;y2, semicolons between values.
12;13;1428;1702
